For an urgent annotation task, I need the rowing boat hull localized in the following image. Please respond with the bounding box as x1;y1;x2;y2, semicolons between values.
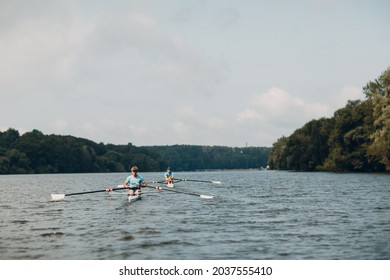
128;194;141;203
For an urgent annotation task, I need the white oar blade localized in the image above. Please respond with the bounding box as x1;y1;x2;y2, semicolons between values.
200;195;214;199
212;181;222;184
51;194;65;201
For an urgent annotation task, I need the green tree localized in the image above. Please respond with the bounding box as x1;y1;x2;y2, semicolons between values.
6;148;31;173
0;128;20;148
364;67;390;171
321;100;374;171
268;136;288;170
0;156;10;173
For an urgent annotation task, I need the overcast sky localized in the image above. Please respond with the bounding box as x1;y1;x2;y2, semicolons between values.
1;0;389;147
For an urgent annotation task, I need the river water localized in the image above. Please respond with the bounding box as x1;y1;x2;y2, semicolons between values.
0;171;389;260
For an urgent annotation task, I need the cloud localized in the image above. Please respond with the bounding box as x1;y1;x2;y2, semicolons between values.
85;9;225;98
173;121;190;138
0;14;93;99
205;117;229;129
127;124;153;138
335;86;363;107
0;2;227;146
1;1;386;148
236;109;264;123
0;4;224;102
51;119;69;132
176;106;196;118
237;87;330;128
236;85;365;144
170;106;230;143
74;119;139;145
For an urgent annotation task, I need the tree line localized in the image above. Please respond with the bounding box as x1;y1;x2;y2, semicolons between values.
0;129;271;174
268;67;390;172
147;145;270;171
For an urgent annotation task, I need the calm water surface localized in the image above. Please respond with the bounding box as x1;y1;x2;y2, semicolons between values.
0;171;389;259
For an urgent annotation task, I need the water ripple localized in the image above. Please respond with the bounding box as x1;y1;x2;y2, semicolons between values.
0;171;389;259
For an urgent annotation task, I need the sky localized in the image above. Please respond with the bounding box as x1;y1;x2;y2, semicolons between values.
1;0;389;147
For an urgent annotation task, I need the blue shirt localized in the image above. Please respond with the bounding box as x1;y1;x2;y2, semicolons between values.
165;171;173;179
125;174;144;189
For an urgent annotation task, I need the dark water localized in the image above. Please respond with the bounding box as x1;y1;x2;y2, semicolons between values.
0;171;389;259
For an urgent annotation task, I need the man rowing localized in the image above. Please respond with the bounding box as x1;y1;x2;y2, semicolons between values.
123;166;147;196
164;167;174;185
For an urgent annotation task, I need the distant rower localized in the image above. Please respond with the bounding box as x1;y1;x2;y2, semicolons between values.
164;167;174;186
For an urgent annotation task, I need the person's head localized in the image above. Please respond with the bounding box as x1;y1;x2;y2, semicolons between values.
167;167;171;172
131;166;139;174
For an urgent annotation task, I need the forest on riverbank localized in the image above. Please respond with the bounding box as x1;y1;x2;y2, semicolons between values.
0;128;270;174
268;67;390;172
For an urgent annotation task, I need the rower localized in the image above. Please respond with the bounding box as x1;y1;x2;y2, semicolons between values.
164;167;174;186
123;166;147;196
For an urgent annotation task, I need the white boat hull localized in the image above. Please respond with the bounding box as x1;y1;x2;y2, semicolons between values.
128;194;141;203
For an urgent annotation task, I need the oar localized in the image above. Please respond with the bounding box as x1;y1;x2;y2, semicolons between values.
150;180;171;184
175;178;222;184
150;180;176;187
147;185;214;199
51;186;125;201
